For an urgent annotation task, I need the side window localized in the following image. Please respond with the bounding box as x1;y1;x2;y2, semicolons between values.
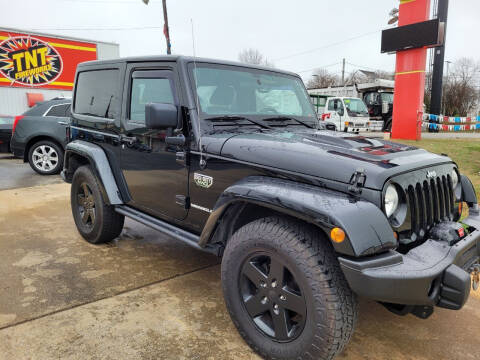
74;69;119;118
45;103;70;117
365;93;374;105
336;100;344;110
327;100;336;111
129;77;175;123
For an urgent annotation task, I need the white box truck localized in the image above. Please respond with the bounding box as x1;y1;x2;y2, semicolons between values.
309;79;395;132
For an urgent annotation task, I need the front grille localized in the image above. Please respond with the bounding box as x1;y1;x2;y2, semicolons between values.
406;174;455;239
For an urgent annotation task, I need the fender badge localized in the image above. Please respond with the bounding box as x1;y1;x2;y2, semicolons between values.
194;173;213;189
426;170;437;179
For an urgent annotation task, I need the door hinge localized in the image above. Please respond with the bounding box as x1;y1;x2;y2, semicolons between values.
175;195;190;209
348;168;366;195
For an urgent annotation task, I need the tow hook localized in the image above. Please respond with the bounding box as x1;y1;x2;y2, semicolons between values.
471;265;480;291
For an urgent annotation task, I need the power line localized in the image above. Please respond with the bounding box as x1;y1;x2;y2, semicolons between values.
272;30;381;62
296;62;342;74
346;61;383;72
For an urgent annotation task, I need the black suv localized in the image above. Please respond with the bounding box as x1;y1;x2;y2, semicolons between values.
62;56;480;360
11;98;71;175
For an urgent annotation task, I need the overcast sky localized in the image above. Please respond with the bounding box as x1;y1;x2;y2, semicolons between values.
2;0;479;81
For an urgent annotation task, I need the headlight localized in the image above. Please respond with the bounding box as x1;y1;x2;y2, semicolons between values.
384;184;399;218
451;170;459;188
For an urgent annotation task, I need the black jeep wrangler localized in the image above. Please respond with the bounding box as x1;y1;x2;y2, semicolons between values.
62;56;480;360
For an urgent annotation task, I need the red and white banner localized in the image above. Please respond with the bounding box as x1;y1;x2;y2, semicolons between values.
0;30;97;90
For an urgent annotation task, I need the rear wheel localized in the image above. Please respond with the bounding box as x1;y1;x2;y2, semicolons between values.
71;165;124;244
221;216;357;360
28;140;63;175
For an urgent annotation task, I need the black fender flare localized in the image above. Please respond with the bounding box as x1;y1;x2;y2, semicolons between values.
199;176;397;257
63;140;123;205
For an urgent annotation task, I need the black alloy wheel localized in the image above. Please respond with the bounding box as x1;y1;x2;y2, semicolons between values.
240;252;307;342
222;217;357;360
77;182;96;228
71;165;124;244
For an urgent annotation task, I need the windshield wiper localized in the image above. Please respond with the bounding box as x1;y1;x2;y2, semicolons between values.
262;116;314;129
204;115;273;129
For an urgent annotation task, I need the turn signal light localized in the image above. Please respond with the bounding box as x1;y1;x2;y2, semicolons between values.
330;227;346;243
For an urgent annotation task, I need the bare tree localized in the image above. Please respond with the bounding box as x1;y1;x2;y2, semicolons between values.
306;68;340;89
238;48;274;67
442;58;480;116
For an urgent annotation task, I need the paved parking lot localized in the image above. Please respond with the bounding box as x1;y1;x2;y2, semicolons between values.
0;156;479;360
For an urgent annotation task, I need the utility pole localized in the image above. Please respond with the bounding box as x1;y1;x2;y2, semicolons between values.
162;0;172;55
142;0;172;55
430;0;449;115
341;58;346;86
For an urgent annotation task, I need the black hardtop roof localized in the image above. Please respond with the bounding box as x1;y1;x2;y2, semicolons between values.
77;55;299;77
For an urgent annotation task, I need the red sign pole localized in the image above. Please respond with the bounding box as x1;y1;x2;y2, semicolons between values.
391;0;431;140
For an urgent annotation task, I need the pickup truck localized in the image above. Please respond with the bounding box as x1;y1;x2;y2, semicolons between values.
62;56;480;360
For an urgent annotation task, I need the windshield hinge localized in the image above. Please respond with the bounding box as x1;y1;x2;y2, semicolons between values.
348;168;366;194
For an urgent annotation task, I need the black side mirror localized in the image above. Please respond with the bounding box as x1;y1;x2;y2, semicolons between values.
145;103;178;129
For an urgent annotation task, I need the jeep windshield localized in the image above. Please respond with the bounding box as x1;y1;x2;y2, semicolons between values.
189;63;317;129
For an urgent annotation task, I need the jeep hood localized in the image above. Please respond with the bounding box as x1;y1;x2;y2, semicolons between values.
207;130;452;190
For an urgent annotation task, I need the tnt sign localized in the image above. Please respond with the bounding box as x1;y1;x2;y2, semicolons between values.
0;31;97;90
0;36;62;87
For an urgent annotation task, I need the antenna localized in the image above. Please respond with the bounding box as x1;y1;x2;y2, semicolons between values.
191;18;205;168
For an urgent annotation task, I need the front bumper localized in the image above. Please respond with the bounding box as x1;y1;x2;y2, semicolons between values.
339;208;480;310
346;123;369;133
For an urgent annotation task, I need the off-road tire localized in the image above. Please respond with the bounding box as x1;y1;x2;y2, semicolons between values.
28;140;64;175
71;165;124;244
221;216;357;360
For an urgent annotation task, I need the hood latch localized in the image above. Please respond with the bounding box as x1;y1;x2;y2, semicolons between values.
348;168;366;194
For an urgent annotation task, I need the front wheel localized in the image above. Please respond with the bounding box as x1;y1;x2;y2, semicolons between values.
71;165;124;244
221;217;357;360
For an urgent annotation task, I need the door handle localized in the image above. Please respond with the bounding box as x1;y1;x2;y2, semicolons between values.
57;121;69;125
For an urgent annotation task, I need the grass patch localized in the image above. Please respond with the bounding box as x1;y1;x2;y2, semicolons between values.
394;139;480;195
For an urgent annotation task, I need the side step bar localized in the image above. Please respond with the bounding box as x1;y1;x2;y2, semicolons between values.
115;205;218;255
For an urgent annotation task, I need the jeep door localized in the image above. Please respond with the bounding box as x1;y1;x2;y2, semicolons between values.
120;64;188;220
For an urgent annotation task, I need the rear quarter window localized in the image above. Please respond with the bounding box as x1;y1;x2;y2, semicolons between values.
45;103;70;117
74;69;119;119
